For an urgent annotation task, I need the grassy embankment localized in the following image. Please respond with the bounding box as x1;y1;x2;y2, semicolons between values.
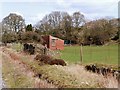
3;43;118;88
4;43;107;88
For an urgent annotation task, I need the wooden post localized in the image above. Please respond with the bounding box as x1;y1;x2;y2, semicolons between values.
80;44;83;63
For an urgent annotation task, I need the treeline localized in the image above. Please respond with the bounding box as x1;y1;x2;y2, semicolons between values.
82;19;119;45
35;11;118;45
2;23;43;45
0;12;119;46
1;13;43;45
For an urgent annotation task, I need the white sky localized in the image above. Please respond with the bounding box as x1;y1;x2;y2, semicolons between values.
0;0;119;25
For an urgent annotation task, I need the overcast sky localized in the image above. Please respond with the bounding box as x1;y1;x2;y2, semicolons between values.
0;0;119;25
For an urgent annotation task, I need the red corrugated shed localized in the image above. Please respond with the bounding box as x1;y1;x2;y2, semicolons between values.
42;35;64;50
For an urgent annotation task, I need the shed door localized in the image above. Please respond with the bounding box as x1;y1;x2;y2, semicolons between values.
51;39;56;47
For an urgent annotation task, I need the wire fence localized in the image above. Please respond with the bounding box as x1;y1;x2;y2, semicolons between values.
59;45;118;65
10;43;118;65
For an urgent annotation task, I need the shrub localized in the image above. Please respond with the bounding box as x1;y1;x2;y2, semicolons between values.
34;54;53;64
49;59;67;66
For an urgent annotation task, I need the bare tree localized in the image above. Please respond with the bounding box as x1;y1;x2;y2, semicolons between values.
2;13;25;33
71;12;85;44
35;11;70;37
1;13;25;44
72;12;85;28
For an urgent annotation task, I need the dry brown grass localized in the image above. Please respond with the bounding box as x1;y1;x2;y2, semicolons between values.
102;76;118;88
55;64;119;88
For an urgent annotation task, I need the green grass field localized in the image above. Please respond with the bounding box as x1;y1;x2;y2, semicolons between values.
60;44;118;65
10;43;118;65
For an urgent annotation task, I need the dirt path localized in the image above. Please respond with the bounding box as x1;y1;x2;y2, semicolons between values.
1;47;56;88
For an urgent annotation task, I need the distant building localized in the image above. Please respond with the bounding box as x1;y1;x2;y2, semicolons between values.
42;35;64;50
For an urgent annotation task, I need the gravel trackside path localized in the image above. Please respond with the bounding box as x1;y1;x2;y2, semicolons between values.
1;47;56;88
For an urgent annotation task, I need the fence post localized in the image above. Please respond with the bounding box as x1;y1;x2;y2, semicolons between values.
80;44;83;63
